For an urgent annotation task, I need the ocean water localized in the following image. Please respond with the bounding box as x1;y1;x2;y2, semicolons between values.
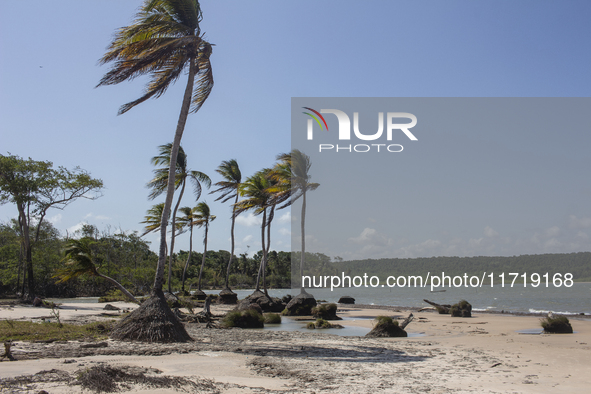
48;282;591;315
207;282;591;315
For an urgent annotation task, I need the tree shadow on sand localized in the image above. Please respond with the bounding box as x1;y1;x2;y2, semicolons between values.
240;344;429;364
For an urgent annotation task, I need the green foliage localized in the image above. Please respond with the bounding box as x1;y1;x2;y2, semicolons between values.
375;315;398;326
307;318;339;329
98;289;127;303
264;313;281;324
222;309;264;328
0;320;114;342
541;315;573;333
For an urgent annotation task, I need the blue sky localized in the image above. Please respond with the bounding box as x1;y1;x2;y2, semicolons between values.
1;1;590;259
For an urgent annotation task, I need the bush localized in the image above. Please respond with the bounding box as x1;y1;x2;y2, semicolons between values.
311;303;340;320
264;313;281;324
222;309;264;329
541;316;573;333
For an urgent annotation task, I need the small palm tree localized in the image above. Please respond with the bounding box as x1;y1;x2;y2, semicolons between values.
55;238;138;303
276;150;319;293
210;159;241;291
194;202;215;292
234;169;273;292
147;143;210;294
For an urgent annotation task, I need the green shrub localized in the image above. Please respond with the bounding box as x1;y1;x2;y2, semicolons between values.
306;318;342;329
222;309;264;328
264;313;281;324
541;315;573;333
375;315;398;326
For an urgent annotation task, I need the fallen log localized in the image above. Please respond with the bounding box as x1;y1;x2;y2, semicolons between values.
399;313;414;330
423;299;451;314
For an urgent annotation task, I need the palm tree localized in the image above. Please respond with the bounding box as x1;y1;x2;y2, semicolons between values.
177;205;197;293
234;169;273;292
193;202;215;292
210;159;241;292
276;150;319;294
97;0;213;342
55;238;138;303
147;143;210;294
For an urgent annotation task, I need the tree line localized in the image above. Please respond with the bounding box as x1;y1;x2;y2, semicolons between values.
0;220;292;298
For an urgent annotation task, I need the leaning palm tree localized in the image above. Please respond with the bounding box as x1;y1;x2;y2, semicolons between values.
193;202;215;292
210;159;241;294
55;238;138;303
234;169;273;292
276;150;319;294
97;0;213;342
147;143;210;294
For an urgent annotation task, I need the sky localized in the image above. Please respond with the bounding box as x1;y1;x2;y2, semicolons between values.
1;1;590;260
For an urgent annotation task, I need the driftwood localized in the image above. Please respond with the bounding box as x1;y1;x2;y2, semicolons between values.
1;341;15;361
399;313;414;330
423;299;451;314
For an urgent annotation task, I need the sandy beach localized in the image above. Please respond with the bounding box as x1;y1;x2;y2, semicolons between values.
1;300;589;393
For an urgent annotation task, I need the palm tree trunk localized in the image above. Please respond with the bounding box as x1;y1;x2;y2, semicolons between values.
181;225;194;292
263;204;275;295
168;179;187;293
300;190;307;294
153;57;197;296
225;193;239;289
97;273;139;304
254;208;267;291
197;223;209;290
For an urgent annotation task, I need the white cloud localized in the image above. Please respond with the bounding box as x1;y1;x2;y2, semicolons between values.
569;215;591;229
278;211;291;223
242;235;253;244
484;226;498;237
236;212;261;227
48;213;62;224
67;221;88;235
279;228;290;236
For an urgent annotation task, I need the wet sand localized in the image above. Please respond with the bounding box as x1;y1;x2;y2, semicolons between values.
1;301;589;393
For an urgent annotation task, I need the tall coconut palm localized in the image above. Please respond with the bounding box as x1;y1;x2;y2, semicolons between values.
98;0;213;342
177;205;197;293
210;159;241;291
56;238;138;304
275;150;319;293
147;143;210;294
234;169;274;292
193;202;215;291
